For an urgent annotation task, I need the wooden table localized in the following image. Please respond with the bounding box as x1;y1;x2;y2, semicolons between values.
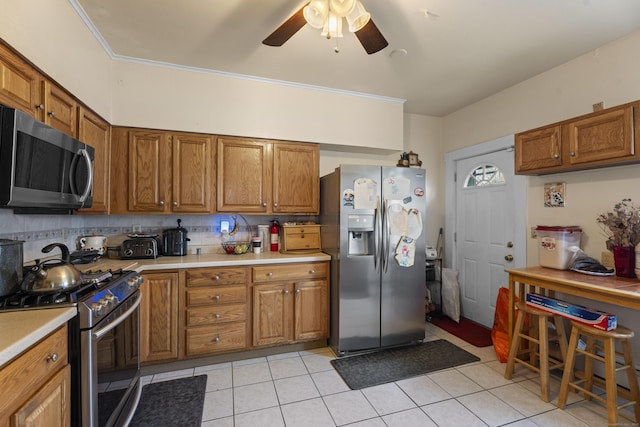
506;266;640;344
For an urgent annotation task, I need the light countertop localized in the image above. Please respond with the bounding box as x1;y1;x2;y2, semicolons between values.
0;307;77;366
1;252;330;368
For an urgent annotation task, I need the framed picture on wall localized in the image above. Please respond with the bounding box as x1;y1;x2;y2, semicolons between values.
544;182;566;207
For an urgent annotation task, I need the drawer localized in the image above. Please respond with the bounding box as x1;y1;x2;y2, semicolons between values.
186;303;246;327
186;286;246;306
252;262;328;283
0;325;68;416
186;267;246;287
185;322;246;356
281;225;321;253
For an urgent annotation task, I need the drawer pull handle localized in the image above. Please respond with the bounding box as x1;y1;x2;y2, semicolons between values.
46;353;59;363
213;336;220;343
214;295;221;300
215;313;221;319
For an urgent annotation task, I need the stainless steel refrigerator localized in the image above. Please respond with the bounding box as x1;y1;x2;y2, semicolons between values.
320;165;426;356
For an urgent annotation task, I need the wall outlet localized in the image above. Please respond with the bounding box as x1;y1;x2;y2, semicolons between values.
593;101;604;112
132;224;142;233
530;227;538;239
220;220;230;233
601;251;614;268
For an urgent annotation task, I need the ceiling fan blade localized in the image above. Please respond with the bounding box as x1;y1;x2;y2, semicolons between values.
262;4;309;47
354;18;388;55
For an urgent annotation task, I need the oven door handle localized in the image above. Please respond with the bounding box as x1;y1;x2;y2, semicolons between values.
93;293;142;339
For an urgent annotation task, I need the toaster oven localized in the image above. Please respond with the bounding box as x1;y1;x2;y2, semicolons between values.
121;238;160;259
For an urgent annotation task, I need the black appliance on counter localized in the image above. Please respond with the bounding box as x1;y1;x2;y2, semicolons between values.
121;236;161;260
163;218;190;256
0;268;144;427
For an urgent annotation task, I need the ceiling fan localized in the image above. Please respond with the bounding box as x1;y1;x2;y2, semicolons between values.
263;0;388;55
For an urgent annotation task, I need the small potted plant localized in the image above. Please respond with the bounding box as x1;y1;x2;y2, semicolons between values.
596;198;640;277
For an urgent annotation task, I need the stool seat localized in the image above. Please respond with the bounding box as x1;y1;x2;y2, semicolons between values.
504;301;568;402
558;321;640;426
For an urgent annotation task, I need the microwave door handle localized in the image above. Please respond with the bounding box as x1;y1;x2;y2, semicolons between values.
69;148;93;203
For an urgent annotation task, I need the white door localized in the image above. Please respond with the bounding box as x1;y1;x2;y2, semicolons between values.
454;147;525;327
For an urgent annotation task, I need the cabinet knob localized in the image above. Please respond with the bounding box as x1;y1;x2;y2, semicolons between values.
35;103;44;110
553;154;560;159
267;272;273;277
213;336;220;343
309;270;315;275
172;201;178;207
214;275;220;281
569;151;575;157
273;203;278;208
46;353;59;363
263;202;267;207
47;111;56;118
159;200;165;206
214;313;220;319
296;289;301;294
284;289;289;295
214;295;221;300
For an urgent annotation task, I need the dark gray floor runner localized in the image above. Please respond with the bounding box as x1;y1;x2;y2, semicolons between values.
129;375;207;426
331;339;480;389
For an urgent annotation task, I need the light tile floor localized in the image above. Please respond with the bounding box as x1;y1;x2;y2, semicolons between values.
140;322;638;426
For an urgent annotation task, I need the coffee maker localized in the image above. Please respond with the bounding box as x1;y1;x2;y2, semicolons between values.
163;219;190;256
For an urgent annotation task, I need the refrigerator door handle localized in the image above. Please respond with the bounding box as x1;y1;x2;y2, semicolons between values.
374;196;381;271
382;198;389;273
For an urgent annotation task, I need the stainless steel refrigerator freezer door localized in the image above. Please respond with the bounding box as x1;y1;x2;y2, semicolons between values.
380;167;426;348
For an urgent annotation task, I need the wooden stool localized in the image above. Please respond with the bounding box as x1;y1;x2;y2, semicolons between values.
504;301;568;402
558;322;640;425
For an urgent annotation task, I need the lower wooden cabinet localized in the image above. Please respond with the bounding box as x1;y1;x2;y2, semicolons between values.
252;262;329;347
182;267;248;358
140;271;180;363
0;325;70;426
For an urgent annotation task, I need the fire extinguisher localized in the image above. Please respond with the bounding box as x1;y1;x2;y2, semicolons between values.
270;219;280;252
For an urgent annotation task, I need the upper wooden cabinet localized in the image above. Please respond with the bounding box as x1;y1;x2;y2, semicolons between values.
0;43;41;116
39;80;77;137
515;101;640;175
110;127;215;214
77;107;110;214
217;137;319;214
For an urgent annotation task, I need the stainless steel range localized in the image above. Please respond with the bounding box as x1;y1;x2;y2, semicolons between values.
0;268;144;427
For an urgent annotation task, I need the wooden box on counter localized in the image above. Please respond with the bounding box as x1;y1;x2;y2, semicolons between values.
280;225;322;253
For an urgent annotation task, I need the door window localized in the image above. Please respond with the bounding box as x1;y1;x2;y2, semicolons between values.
463;164;505;188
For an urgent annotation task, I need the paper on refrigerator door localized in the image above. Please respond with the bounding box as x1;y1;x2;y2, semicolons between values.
383;176;411;201
394;237;416;267
406;208;423;239
353;178;377;210
387;202;408;235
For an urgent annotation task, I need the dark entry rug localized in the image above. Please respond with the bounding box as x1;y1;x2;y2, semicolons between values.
129;375;207;426
429;315;493;347
331;339;480;389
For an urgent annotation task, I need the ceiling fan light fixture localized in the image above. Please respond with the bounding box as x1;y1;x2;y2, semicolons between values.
329;0;356;16
303;0;329;29
346;1;370;32
321;12;343;38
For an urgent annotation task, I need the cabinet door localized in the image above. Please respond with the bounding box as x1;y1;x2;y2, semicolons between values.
128;130;171;212
294;279;329;341
515;125;562;173
172;133;214;213
273;142;319;214
77;107;110;214
0;43;41;116
12;364;70;427
217;137;271;213
253;283;292;346
140;271;179;363
41;81;77;137
568;105;634;165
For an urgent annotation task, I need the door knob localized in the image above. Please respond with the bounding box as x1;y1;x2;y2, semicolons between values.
507;241;514;248
504;255;514;262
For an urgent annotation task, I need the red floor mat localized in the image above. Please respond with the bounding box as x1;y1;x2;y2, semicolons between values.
429;315;493;347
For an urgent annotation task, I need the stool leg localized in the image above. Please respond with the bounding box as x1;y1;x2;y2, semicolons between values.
538;315;550;402
603;337;618;425
558;326;580;408
583;335;595;400
554;316;568;365
505;309;525;379
621;339;640;423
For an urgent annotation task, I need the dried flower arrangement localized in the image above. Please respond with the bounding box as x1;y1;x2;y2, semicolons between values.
596;198;640;249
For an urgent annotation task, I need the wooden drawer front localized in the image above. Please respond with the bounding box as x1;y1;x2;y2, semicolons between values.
0;325;68;417
186;304;246;327
186;267;246;287
253;262;328;283
186;286;246;306
185;322;246;356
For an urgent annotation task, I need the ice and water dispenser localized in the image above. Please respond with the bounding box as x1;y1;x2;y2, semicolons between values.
348;214;374;255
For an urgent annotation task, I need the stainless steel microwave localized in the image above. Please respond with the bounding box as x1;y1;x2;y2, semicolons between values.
0;104;94;213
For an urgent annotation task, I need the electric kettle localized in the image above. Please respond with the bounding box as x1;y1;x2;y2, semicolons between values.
163;219;190;256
